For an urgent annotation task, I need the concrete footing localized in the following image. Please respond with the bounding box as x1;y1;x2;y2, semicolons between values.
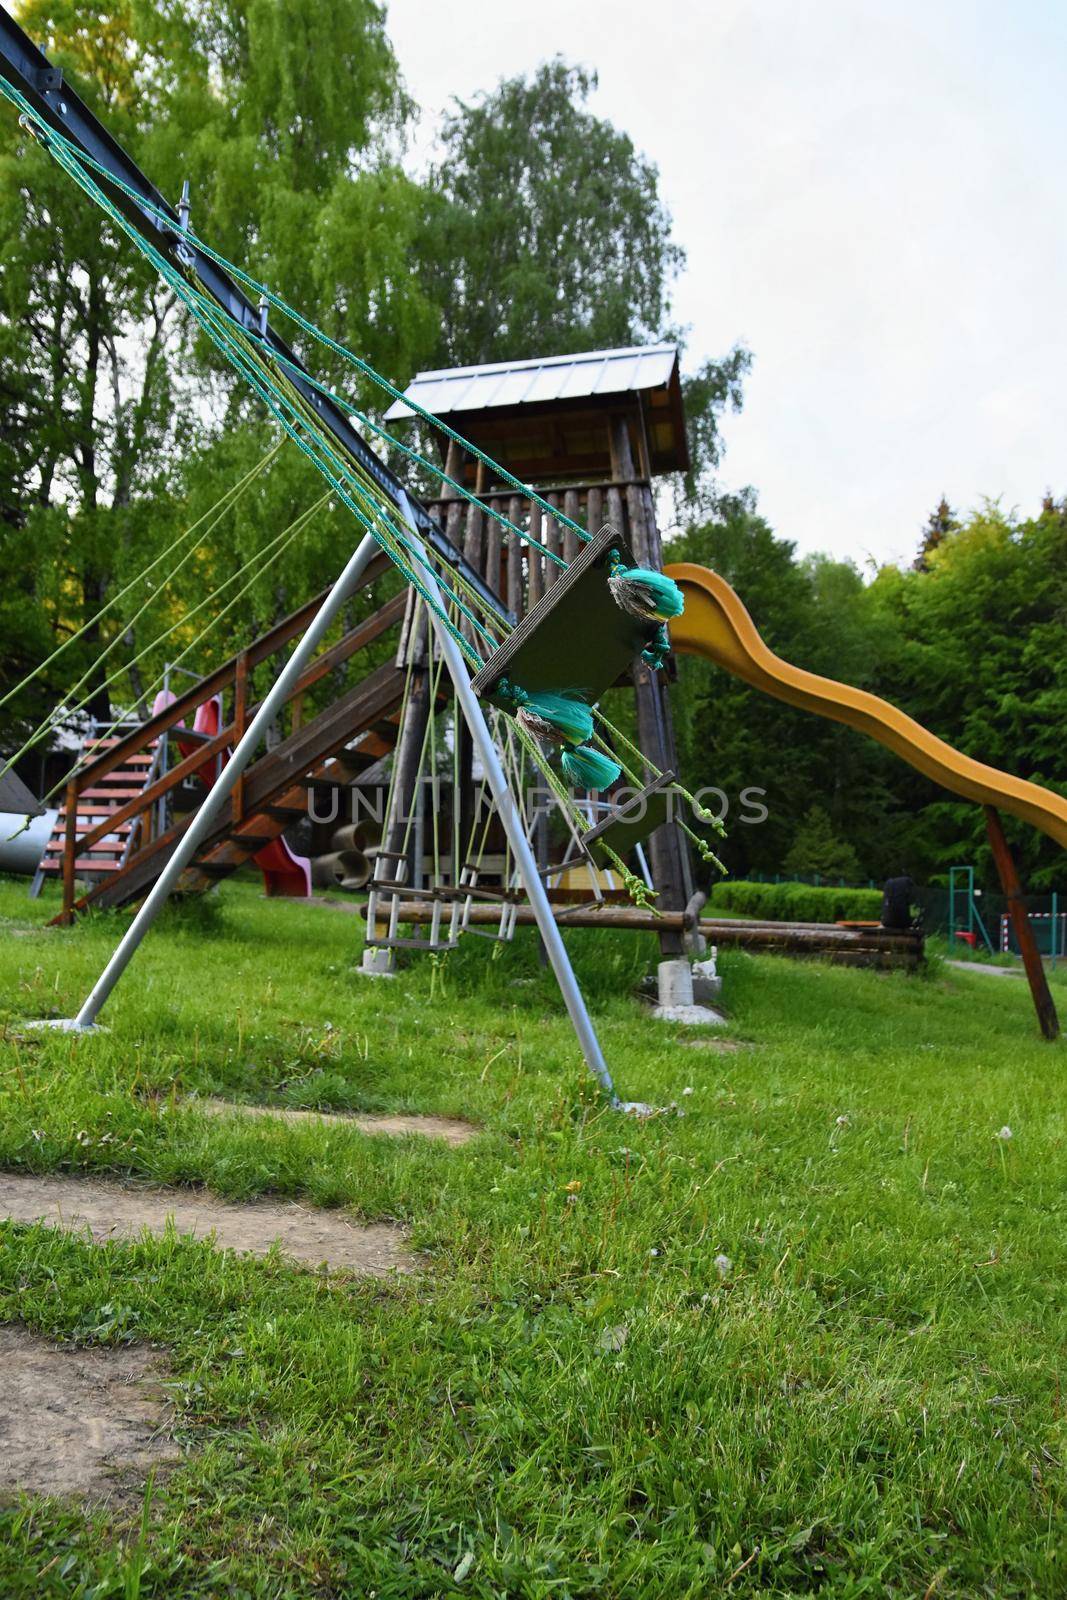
358;948;396;979
651;958;726;1027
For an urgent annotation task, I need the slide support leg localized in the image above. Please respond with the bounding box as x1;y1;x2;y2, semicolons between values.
984;805;1059;1041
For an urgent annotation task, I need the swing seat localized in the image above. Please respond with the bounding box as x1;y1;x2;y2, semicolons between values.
580;771;676;864
471;526;657;711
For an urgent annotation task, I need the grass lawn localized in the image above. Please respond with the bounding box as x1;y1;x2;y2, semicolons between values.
0;876;1064;1597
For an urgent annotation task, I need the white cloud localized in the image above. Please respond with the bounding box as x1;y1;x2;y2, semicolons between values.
386;0;1066;565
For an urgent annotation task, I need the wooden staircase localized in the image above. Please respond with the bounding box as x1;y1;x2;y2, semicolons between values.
50;553;410;924
34;737;158;893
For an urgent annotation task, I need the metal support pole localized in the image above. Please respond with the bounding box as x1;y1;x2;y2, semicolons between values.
398;495;620;1104
1052;890;1059;972
34;532;382;1032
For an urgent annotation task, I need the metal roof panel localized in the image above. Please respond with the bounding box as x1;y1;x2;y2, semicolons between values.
383;343;680;420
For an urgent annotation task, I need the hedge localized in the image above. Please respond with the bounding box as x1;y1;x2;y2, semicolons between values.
709;879;883;924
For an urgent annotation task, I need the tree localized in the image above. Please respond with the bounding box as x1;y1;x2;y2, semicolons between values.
422;57;750;513
0;0;433;764
868;499;1067;887
423;59;681;367
913;496;959;571
666;501;885;878
784;805;861;881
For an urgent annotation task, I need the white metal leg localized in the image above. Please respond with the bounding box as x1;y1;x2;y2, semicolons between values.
398;495;618;1102
33;532;382;1031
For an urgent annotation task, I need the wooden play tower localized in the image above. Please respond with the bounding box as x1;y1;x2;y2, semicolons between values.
384;344;695;953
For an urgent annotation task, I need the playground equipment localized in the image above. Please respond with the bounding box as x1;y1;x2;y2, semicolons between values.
0;16;703;1105
665;564;1064;1038
30;731;160;896
948;865;995;954
152;685;312;899
0;9;1060;1074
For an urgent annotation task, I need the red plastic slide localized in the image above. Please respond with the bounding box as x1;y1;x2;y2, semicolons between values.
151;690;311;898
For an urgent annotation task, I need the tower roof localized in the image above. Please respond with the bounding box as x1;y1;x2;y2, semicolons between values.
383;343;689;481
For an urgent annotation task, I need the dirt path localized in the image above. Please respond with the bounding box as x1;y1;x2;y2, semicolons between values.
0;1327;177;1504
195;1097;477;1146
0;1173;412;1274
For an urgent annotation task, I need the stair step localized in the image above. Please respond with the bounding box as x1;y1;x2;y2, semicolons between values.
78;785;149;800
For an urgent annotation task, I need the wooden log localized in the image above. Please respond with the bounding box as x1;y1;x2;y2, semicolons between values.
984;805;1059;1040
485;502;503;600
442;439;466;548
544;492;562;584
586;485;604;539
563;488;581;564
365;900;924;961
604;410;692;947
605;484;625;541
507;495;524;621
526;502;543;609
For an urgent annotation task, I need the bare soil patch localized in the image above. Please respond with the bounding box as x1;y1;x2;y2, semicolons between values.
0;1173;411;1275
196;1096;477;1146
0;1325;177;1505
679;1036;751;1053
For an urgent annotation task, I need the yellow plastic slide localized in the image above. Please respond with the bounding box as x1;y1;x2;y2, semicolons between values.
664;563;1067;851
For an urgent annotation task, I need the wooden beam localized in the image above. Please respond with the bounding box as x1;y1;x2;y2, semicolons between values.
364;902;924;966
984;805;1059;1040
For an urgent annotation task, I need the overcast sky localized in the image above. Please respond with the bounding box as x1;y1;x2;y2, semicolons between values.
386;0;1065;571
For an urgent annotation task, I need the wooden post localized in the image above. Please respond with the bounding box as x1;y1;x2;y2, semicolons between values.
984;805;1059;1040
383;607;432;884
544;492;562;584
562;488;581;565
232;650;249;825
507;494;524;621
443;439;467;553
526;501;543;609
62;779;78;924
608;412;692;955
586;485;603;539
485;494;503;601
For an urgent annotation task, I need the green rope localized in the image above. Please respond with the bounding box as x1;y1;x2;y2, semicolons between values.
41;496;327;803
264;348;505;652
165;253;493;663
0;439;283;716
2;465;317;789
244;333;567;569
591;710;727;875
14;104;487;670
24;450;278;755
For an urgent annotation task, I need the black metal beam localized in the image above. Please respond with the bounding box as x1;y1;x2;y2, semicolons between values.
0;9;508;624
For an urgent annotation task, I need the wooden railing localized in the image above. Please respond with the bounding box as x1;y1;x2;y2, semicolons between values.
425;475;662;625
55;550;398;922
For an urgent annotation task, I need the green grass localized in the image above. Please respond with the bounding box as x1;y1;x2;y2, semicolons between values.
0;876;1064;1597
